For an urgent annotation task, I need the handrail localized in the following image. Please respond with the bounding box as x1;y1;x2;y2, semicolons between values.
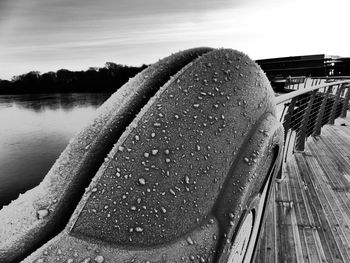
275;80;350;105
285;76;307;79
280;76;350;92
311;76;350;79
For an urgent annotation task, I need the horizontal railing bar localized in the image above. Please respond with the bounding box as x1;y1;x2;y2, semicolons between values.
275;80;350;105
263;65;328;72
310;76;350;79
273;76;350;80
286;76;307;79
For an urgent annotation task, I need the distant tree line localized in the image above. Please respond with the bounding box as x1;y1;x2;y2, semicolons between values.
0;62;148;94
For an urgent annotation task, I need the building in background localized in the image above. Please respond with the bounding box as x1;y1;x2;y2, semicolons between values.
256;54;350;90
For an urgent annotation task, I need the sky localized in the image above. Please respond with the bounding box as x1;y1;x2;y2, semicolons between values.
0;0;349;79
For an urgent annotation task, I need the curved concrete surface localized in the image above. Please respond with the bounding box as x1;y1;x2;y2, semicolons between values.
0;47;213;262
0;48;284;263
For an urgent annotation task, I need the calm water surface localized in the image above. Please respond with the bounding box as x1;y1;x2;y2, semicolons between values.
0;93;111;208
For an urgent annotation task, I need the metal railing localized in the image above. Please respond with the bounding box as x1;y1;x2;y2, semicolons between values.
310;76;350;86
275;79;350;172
284;76;308;90
284;76;350;90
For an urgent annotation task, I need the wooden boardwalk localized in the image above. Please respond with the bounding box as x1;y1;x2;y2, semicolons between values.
254;113;350;263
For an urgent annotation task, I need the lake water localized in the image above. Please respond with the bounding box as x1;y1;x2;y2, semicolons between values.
0;93;112;208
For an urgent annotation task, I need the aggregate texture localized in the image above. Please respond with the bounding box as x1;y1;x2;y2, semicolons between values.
70;48;276;246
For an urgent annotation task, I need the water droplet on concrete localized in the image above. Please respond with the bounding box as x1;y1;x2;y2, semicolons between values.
135;226;144;232
187;236;194;245
118;146;124;152
94;255;104;263
36;209;49;219
138;178;146;185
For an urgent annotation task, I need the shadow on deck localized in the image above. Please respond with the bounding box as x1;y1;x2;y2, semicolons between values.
254;113;350;262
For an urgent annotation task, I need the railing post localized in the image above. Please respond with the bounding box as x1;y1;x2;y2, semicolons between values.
295;91;317;151
328;84;343;124
313;86;333;136
341;85;350;118
303;77;308;89
282;97;297;141
280;98;297;170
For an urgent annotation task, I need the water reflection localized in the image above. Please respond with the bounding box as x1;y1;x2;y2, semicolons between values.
0;93;111;208
0;93;111;112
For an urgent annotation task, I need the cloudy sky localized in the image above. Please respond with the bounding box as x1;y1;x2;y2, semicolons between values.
0;0;349;79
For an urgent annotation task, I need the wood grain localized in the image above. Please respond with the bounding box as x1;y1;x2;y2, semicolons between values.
254;112;350;263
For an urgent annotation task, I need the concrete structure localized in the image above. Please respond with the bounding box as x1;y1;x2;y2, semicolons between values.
0;48;283;263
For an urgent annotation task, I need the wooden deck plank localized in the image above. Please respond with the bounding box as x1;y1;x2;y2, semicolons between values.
300;150;343;263
276;176;297;262
254;113;350;263
264;185;277;263
307;137;350;254
286;166;307;263
293;155;324;263
288;157;311;262
310;136;350;189
296;153;346;262
286;175;305;263
308;136;350;216
305;151;350;258
254;181;277;263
